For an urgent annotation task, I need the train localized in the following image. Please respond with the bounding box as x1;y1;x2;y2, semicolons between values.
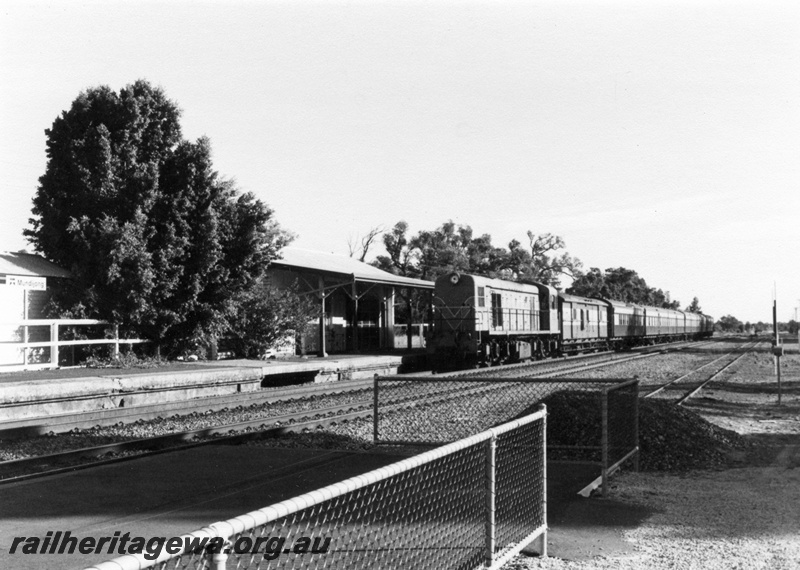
427;272;714;369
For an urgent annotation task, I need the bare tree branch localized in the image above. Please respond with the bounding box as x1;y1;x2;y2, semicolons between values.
348;225;384;262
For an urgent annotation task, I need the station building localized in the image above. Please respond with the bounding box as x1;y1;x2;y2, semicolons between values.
268;248;434;356
0;248;435;366
0;251;71;367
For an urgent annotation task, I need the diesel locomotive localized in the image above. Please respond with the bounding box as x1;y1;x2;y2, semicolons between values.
427;272;714;369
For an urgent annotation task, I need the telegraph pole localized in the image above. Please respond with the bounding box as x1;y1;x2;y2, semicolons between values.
771;286;782;405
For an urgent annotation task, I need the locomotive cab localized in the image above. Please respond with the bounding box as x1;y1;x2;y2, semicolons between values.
429;273;551;369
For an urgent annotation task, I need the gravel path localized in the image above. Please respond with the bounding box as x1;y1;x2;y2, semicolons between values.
507;459;800;570
506;337;800;570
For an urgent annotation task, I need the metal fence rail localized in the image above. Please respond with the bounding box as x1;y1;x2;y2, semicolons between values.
86;407;547;570
373;376;638;497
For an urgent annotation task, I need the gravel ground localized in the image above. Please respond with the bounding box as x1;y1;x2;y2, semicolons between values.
505;338;800;570
171;337;800;569
0;390;374;461
7;337;798;570
506;463;800;570
559;340;756;390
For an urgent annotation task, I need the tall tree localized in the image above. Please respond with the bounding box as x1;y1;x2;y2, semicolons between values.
372;221;427;349
374;221;582;288
568;266;681;308
373;221;419;277
505;232;582;288
716;314;743;332
685;297;702;314
410;221;474;281
347;225;384;262
26;80;290;354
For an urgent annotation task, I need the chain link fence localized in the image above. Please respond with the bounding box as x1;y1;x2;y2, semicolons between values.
373;376;638;496
85;407;546;570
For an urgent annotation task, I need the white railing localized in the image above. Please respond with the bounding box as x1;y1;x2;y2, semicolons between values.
0;319;148;372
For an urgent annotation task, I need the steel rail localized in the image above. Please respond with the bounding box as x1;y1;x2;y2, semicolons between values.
449;339;708;379
0;339;716;482
673;341;761;406
642;342;756;398
0;402;375;484
0;377;375;439
3;339;707;439
1;382;483;481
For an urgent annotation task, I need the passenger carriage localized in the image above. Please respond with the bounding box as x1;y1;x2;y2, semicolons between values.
643;307;685;342
558;293;608;353
601;299;645;349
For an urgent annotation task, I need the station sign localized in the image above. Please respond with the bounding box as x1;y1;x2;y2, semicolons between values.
4;275;47;290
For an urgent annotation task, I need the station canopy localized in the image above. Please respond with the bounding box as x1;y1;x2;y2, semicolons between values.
0;251;71;279
271;247;433;290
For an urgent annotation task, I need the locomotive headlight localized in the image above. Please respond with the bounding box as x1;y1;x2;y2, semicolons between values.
449;273;460;285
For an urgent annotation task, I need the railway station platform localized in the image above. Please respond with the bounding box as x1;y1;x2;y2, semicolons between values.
0;443;648;570
0;352;425;422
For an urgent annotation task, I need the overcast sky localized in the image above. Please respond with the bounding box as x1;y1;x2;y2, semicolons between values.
2;0;798;323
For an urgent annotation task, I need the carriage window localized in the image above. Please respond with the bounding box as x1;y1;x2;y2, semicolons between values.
477;287;485;307
580;309;585;330
491;292;503;327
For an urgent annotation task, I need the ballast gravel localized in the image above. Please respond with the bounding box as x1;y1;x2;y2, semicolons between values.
0;390;374;461
504;462;800;570
505;338;800;570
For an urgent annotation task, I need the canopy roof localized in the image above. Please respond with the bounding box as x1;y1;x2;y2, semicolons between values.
272;248;433;289
0;251;71;278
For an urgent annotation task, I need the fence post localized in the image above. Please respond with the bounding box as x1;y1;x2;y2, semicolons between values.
484;434;497;567
601;388;609;497
22;290;28;366
50;321;59;368
534;406;548;557
373;374;379;444
633;382;640;472
23;321;29;366
211;541;229;570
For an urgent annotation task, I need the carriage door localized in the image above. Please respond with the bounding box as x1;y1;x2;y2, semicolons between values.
594;307;605;338
491;292;503;329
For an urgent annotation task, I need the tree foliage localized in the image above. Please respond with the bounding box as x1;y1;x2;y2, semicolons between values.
567;267;681;309
370;220;584;347
373;220;582;288
507;232;583;288
715;315;743;332
685;297;702;313
225;278;317;359
26;80;292;353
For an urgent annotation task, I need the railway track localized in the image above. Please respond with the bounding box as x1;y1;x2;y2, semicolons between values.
1;339;710;482
0;375;532;482
1;339;706;440
643;340;761;405
0;401;374;484
0;376;376;439
452;339;713;380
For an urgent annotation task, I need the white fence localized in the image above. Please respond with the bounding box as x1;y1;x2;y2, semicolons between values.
0;319;148;372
